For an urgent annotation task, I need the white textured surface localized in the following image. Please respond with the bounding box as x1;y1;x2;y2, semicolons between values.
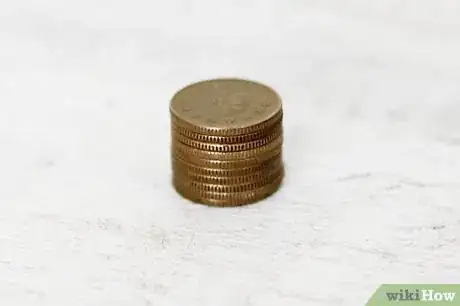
1;1;460;305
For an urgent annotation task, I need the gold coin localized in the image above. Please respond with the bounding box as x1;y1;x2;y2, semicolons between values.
173;166;282;193
170;78;283;136
172;154;282;177
172;170;284;207
172;145;282;169
172;124;282;152
172;134;283;161
171;114;282;144
173;160;283;185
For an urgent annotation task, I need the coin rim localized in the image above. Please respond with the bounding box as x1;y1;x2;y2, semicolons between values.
172;169;284;207
173;167;282;193
172;134;283;161
172;125;282;152
172;154;282;177
172;145;283;168
171;116;282;144
173;162;283;185
171;109;283;136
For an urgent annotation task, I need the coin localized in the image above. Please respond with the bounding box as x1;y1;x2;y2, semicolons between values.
172;124;282;152
172;145;282;169
172;134;283;161
170;78;283;136
171;114;282;144
173;160;283;185
172;154;282;177
172;170;284;207
173;166;282;193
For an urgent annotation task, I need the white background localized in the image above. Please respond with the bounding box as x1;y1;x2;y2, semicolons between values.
1;1;460;305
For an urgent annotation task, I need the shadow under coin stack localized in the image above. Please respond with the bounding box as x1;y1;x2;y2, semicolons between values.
170;78;284;207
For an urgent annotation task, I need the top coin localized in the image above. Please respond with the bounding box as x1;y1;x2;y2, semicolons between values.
170;78;282;135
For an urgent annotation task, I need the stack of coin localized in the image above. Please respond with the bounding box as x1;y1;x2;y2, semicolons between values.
170;78;284;207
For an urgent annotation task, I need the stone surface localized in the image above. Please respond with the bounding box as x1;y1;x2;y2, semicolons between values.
1;1;459;305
